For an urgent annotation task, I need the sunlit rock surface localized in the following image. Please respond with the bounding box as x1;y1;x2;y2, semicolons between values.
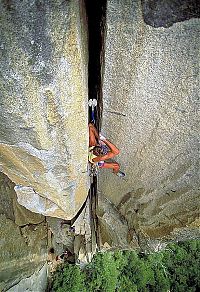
97;194;133;249
7;264;47;292
0;173;47;291
0;0;89;219
99;0;200;245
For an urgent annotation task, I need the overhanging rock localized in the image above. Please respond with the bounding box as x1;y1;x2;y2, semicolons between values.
0;0;89;219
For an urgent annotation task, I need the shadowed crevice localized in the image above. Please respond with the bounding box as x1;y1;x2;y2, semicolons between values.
141;0;200;28
85;0;107;130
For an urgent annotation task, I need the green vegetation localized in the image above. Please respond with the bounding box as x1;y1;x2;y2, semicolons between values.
52;264;86;292
51;240;200;292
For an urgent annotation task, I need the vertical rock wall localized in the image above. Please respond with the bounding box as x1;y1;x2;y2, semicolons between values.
99;0;200;244
0;173;47;291
0;0;89;219
7;264;47;292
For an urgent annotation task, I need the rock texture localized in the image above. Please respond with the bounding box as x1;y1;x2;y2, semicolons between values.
0;0;89;219
0;173;47;291
99;0;200;246
7;264;47;292
142;0;200;28
97;194;132;249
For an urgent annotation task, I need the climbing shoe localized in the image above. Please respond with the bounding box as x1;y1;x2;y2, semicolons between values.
116;171;126;178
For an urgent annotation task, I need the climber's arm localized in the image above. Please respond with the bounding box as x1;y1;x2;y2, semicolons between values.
93;138;120;162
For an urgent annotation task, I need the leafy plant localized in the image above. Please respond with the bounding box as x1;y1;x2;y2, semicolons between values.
52;263;86;292
51;240;200;292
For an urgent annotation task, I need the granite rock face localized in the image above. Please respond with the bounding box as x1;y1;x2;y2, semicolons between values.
99;0;200;246
141;0;200;28
0;0;89;219
0;173;47;291
97;194;131;249
7;264;47;292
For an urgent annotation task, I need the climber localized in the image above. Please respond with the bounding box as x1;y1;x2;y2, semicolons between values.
88;123;125;177
59;249;75;264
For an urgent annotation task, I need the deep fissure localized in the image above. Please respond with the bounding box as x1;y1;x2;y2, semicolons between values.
85;0;107;249
85;0;107;129
68;1;107;229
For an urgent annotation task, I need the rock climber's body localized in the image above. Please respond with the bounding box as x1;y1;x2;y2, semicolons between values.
88;123;125;177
